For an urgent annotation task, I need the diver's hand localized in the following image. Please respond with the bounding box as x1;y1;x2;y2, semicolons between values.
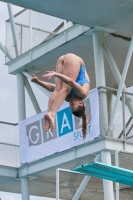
31;74;40;84
42;71;57;79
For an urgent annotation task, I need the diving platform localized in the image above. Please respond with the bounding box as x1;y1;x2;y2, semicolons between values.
6;24;133;90
0;137;133;197
72;161;133;186
1;0;133;38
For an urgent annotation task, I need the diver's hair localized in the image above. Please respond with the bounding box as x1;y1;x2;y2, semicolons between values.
72;103;88;138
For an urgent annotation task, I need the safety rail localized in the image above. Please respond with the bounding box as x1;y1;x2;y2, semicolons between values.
5;8;74;62
98;86;133;148
0;121;20;167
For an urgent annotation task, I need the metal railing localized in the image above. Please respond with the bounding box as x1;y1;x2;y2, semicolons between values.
5;9;74;62
98;86;133;148
0;121;20;167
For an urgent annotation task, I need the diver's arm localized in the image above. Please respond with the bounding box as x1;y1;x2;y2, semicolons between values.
54;73;89;98
31;75;55;92
42;71;89;98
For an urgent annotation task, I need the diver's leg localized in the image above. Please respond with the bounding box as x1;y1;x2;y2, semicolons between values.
45;54;81;130
44;56;64;131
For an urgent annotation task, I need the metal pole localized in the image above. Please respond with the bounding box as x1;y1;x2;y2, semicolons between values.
106;90;114;137
7;3;19;57
93;31;113;200
101;151;114;200
64;20;67;30
107;91;113;120
115;150;119;200
24;77;41;114
102;36;133;118
56;168;59;200
17;73;26;121
15;22;57;35
29;10;32;49
72;153;101;200
93;31;105;86
107;91;113;137
93;31;108;136
0;42;13;60
122;92;126;150
20;25;22;54
107;35;133;135
21;177;30;200
22;71;51;97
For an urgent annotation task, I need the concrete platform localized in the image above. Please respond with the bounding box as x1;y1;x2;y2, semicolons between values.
0;137;133;197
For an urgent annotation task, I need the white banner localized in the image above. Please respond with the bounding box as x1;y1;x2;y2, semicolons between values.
19;88;100;164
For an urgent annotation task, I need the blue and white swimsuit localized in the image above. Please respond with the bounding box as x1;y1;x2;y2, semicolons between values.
68;65;90;98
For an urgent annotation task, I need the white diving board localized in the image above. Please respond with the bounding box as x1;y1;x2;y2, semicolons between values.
72;161;133;186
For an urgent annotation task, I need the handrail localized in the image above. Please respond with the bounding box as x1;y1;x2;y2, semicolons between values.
0;121;18;126
98;86;133;96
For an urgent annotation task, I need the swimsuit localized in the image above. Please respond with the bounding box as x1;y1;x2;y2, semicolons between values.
68;65;90;98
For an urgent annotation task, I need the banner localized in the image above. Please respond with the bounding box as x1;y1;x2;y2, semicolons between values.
19;88;100;164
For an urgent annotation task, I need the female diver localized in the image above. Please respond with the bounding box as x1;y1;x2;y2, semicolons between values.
31;53;90;138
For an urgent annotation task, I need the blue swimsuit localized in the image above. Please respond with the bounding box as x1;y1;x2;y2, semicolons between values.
68;65;90;98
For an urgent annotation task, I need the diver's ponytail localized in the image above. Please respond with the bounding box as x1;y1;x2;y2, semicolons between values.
72;103;88;138
82;112;87;138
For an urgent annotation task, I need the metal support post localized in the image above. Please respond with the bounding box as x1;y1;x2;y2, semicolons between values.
102;36;133;118
24;77;41;114
93;31;113;199
72;153;101;200
17;73;26;121
93;31;108;136
56;168;59;200
21;177;30;200
107;91;113;121
7;3;19;57
29;10;32;49
22;71;51;97
20;25;22;54
107;35;133;135
0;42;13;60
122;92;126;150
101;151;114;200
107;91;113;137
115;150;119;200
93;31;105;86
64;20;67;30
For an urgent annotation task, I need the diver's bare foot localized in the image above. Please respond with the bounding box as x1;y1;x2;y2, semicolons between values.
45;112;55;131
44;115;51;131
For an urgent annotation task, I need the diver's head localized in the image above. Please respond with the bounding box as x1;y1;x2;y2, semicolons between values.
69;95;87;138
69;95;84;112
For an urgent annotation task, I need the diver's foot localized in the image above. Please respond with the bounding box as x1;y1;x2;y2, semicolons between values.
45;112;55;131
44;115;51;131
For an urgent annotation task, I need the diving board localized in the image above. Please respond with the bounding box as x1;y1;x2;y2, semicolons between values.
72;161;133;186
